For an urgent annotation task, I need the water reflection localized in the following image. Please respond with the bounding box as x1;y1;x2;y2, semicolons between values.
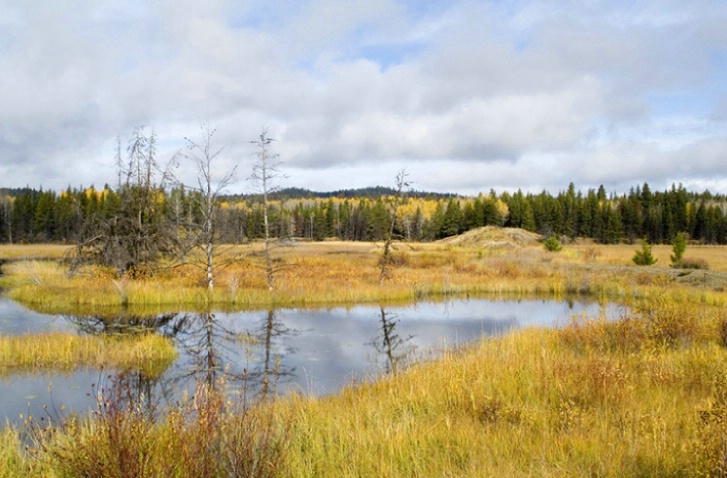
65;312;180;336
368;307;416;375
164;310;297;398
0;297;621;424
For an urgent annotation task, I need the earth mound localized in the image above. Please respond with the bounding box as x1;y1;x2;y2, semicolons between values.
437;226;542;248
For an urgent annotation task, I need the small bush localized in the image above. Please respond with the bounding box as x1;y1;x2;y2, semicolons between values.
673;258;709;270
543;236;562;252
29;374;291;478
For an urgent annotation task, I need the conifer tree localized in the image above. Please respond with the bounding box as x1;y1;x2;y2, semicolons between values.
670;231;687;266
633;238;657;265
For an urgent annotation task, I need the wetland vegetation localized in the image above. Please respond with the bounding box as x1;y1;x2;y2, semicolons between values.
2;237;727;476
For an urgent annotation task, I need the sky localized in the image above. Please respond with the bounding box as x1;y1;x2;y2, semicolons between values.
1;0;726;196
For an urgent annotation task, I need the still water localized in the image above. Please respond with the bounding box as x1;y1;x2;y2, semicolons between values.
0;297;620;424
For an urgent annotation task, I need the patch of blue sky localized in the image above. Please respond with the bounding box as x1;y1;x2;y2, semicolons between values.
399;0;452;18
224;1;290;30
646;91;715;117
356;41;426;69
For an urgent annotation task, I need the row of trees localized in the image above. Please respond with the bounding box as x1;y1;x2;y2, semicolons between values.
2;123;727;253
3;181;727;247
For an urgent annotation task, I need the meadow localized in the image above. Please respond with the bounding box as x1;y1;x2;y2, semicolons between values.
2;238;727;314
2;235;727;476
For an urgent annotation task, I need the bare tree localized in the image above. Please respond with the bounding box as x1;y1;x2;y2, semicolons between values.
75;126;178;275
379;168;410;285
182;124;237;292
249;128;286;292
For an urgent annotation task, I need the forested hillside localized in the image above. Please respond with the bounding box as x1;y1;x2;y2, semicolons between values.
0;182;725;245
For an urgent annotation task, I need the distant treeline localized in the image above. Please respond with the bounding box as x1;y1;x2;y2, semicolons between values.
0;182;726;245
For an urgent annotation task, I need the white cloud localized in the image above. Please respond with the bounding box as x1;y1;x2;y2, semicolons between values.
0;0;726;195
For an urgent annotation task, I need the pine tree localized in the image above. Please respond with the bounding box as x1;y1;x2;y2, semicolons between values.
670;231;687;266
633;238;657;265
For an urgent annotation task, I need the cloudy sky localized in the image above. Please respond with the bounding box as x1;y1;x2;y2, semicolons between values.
1;0;726;196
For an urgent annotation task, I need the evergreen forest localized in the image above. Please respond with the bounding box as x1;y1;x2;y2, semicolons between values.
0;181;726;246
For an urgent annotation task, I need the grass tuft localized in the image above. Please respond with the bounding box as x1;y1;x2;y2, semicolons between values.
0;333;177;378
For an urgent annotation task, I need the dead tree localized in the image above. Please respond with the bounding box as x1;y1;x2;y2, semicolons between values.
249;128;285;292
182;124;236;292
379;169;410;285
75;126;177;275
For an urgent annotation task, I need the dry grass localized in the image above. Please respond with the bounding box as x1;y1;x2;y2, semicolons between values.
3;241;727;313
0;245;72;261
568;244;727;271
0;333;177;378
274;297;727;477
3;277;727;475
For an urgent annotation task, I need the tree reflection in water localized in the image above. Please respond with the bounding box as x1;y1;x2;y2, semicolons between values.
368;306;417;375
64;308;297;412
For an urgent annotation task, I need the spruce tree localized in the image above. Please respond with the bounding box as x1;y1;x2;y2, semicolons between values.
633;238;657;265
670;231;686;265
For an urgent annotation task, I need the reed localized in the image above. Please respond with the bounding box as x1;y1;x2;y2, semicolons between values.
0;333;177;378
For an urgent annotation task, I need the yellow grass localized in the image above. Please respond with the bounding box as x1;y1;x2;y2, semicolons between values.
8;240;727;314
3;240;727;315
566;243;727;270
3;236;727;475
0;245;72;261
0;333;177;378
4;295;727;477
273;297;727;477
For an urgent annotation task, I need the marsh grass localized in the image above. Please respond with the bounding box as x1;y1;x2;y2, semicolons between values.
3;296;727;476
275;298;727;477
0;333;177;378
0;242;642;312
0;245;72;261
5;242;727;475
15;375;291;478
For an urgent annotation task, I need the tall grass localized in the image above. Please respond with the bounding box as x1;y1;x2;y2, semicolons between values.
275;297;727;477
13;376;291;478
8;242;721;313
3;295;727;476
0;333;177;378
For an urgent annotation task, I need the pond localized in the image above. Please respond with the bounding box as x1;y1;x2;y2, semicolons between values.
0;296;622;425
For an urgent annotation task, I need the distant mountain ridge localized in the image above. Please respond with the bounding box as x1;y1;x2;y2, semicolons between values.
232;186;456;201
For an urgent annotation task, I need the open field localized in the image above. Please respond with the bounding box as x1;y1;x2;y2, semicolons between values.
3;234;727;476
2;235;727;314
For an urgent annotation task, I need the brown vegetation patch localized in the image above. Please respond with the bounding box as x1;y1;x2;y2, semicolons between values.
437;226;542;249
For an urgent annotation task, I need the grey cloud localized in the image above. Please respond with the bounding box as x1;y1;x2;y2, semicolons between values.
1;0;726;195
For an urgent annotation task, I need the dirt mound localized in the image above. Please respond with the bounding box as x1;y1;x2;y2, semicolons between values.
437;226;543;248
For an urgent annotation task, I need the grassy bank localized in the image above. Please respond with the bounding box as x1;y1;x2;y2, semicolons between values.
3;241;727;314
3;295;727;476
3;241;727;476
279;296;727;477
0;333;177;378
0;244;72;261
